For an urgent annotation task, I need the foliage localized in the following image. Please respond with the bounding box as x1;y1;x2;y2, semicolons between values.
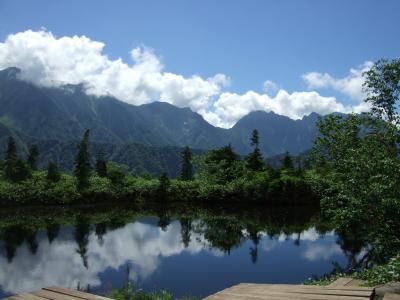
304;255;400;287
107;162;129;185
3;136;30;182
74;129;91;189
180;146;193;181
27;144;39;170
246;129;264;171
312;113;400;260
303;273;347;286
158;172;170;198
96;151;108;177
111;283;175;300
46;160;60;182
355;254;400;286
195;145;244;184
363;58;400;123
281;151;294;170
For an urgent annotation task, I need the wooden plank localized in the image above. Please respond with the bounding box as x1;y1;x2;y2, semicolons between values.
32;290;83;300
226;290;371;299
204;291;369;300
384;293;400;300
204;283;374;300
230;284;373;297
328;278;354;287
238;283;373;292
9;294;47;300
345;279;365;287
218;289;371;300
42;287;111;300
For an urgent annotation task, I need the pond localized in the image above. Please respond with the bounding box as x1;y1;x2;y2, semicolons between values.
0;203;365;299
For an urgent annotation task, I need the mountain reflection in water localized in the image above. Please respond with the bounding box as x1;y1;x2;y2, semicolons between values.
0;204;367;298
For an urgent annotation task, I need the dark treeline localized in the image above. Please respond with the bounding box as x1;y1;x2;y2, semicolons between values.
0;122;317;206
0;203;330;266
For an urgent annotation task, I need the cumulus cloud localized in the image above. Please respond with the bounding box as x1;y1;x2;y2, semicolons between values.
302;62;373;101
203;90;366;128
0;30;228;114
0;220;213;294
0;30;372;129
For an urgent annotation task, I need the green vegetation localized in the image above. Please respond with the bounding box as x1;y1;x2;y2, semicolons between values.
180;146;193;181
304;58;400;285
111;282;199;300
304;255;400;287
75;129;91;189
0;125;318;206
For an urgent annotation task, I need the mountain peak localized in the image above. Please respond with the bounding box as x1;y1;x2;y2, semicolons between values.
0;67;21;79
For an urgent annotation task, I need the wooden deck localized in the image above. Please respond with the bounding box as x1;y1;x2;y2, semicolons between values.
204;283;375;300
2;286;112;300
0;281;389;300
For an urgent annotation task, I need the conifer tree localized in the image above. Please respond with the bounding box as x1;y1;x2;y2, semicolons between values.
47;160;60;182
4;136;18;180
180;146;193;180
281;151;294;169
95;151;107;177
27;144;39;170
246;129;264;171
4;136;29;181
158;172;170;198
74;129;91;188
13;158;30;181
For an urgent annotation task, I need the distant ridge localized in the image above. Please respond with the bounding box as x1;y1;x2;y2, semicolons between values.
0;67;327;174
0;67;321;155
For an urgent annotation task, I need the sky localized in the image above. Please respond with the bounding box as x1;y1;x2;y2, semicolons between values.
0;0;399;128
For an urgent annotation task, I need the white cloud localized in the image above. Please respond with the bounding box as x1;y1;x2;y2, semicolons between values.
262;80;279;94
0;220;214;294
302;244;342;261
203;90;362;128
302;62;373;101
0;30;372;129
0;30;228;115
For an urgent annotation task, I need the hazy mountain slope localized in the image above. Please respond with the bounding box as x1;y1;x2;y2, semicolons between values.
230;111;319;156
0;67;322;159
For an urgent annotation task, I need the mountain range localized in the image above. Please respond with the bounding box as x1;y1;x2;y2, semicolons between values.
0;67;321;175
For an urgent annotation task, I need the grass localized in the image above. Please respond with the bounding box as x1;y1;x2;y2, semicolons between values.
304;254;400;287
110;283;200;300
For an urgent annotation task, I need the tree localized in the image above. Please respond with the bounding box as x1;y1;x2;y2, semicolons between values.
198;144;242;184
95;151;107;177
246;129;264;171
13;159;30;181
158;172;170;198
27;144;39;170
4;137;17;179
313;114;400;259
47;160;60;182
180;146;193;180
107;162;129;185
74;129;91;188
250;128;259;147
4;137;29;181
363;58;400;123
281;151;294;169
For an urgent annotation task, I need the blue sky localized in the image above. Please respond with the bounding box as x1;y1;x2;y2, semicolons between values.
0;0;399;127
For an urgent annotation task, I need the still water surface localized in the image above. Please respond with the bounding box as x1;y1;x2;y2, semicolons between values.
0;204;360;298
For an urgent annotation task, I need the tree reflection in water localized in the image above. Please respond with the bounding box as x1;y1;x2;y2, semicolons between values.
74;216;91;269
0;203;377;296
